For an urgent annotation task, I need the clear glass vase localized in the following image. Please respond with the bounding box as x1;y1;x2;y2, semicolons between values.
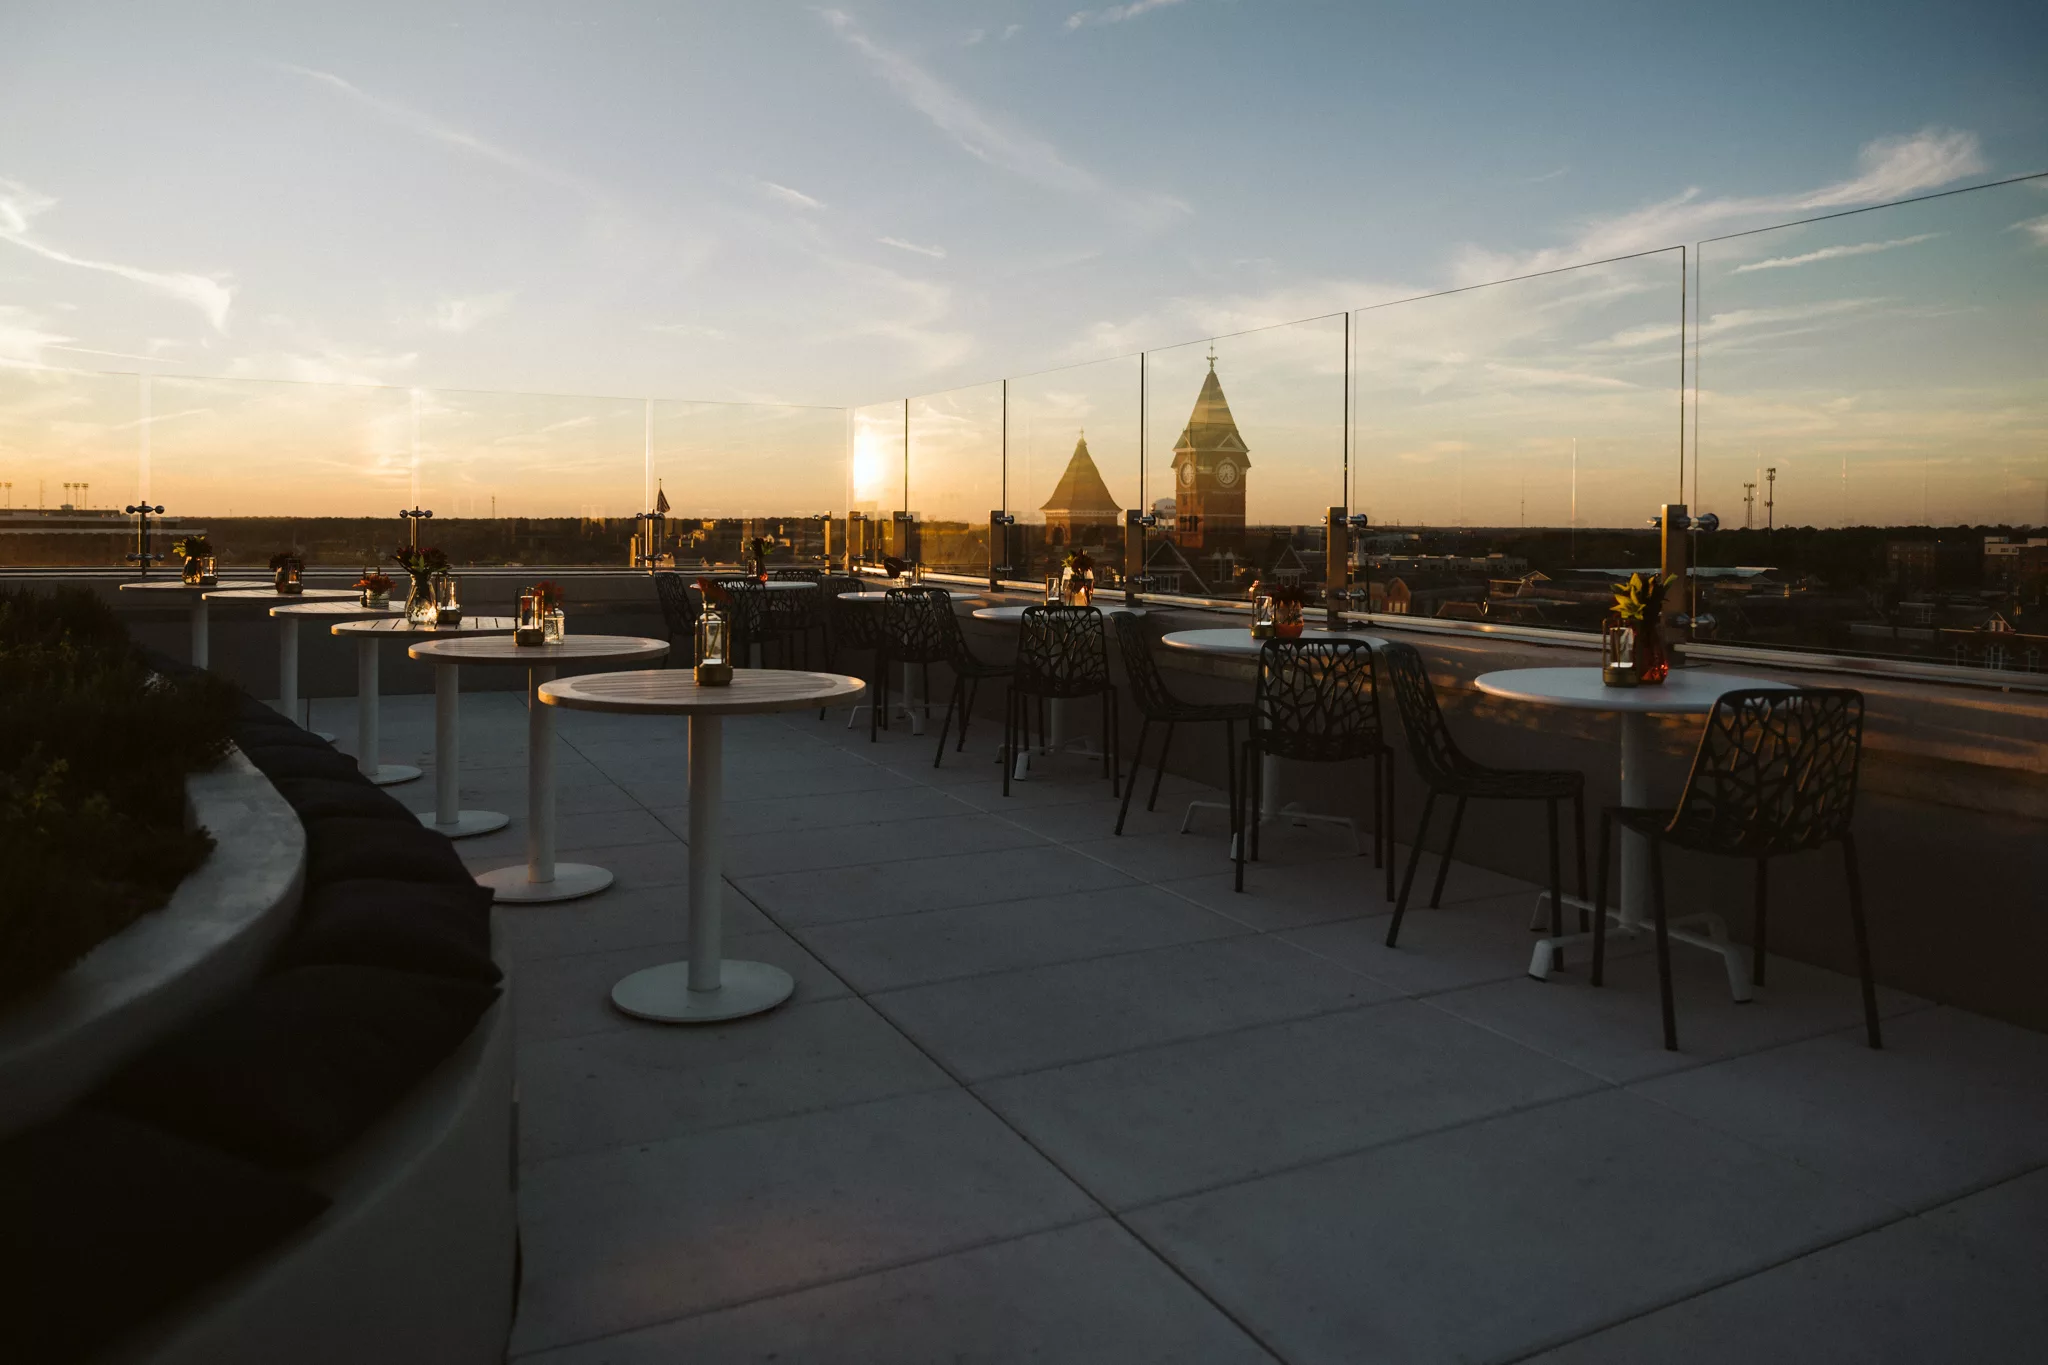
405;572;438;626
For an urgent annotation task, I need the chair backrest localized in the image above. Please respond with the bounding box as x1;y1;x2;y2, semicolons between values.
1668;687;1864;855
1252;638;1383;762
1112;611;1181;718
1016;605;1110;696
1377;642;1467;785
821;576;879;647
881;587;952;663
721;579;768;641
651;573;698;644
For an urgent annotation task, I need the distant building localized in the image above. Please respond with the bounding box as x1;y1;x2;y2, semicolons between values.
1039;435;1123;548
1169;356;1249;549
1984;536;2048;602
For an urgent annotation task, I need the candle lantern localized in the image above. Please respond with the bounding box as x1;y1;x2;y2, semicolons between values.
1251;593;1276;639
1043;573;1061;605
432;572;462;625
695;601;734;685
515;590;545;646
1601;617;1640;687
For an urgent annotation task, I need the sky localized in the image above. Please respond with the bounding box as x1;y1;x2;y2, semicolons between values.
1;0;2044;525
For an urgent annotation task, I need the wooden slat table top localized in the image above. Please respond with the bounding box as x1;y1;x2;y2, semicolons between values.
1161;627;1392;658
205;587;360;603
271;600;405;619
972;603;1144;622
539;667;866;715
840;589;981;602
117;579;267;594
333;614;517;636
408;633;671;665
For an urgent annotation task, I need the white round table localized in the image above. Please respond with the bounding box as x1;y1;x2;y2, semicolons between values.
839;589;980;602
332;615;517;830
1159;627;1393;845
269;598;402;732
539;668;866;1023
971;603;1144;622
1473;666;1792;997
688;580;820;593
116;578;267;667
409;634;671;903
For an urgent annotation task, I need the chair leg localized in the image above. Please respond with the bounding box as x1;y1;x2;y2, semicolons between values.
1148;721;1175;812
1383;759;1396;905
1248;743;1263;863
1232;738;1251;892
1427;795;1467;909
1387;788;1437;948
934;675;962;769
870;652;885;743
1649;835;1678;1052
1591;813;1613;986
1101;689;1113;785
957;679;978;753
1002;689;1015;797
1841;833;1883;1049
1370;752;1385;869
1109;687;1121;798
1571;791;1589;928
1116;716;1150;835
1223;720;1238;828
1752;856;1770;987
1546;798;1564;939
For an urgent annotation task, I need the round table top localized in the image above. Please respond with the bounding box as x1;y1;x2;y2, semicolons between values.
335;614;517;637
118;578;267;595
408;633;670;666
272;599;405;620
539;667;866;715
841;588;980;602
204;586;359;603
973;603;1144;622
1161;627;1391;658
1473;666;1792;714
689;579;818;592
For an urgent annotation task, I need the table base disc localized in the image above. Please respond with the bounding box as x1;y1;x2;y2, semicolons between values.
415;809;510;839
477;862;613;904
367;763;423;787
610;960;796;1024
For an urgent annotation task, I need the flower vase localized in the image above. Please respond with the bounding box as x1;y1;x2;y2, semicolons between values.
405;572;438;626
1634;620;1669;685
182;557;204;586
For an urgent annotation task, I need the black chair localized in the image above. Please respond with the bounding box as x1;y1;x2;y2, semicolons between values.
929;601;1014;768
651;572;698;665
1593;687;1879;1053
1003;606;1120;798
1380;642;1586;949
820;575;880;722
872;588;952;744
1111;612;1250;836
721;579;806;668
1232;639;1394;899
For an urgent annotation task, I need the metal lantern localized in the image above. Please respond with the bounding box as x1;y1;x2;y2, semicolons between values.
515;590;545;646
1251;593;1276;639
432;572;462;624
1601;617;1640;687
1044;573;1061;605
695;602;733;685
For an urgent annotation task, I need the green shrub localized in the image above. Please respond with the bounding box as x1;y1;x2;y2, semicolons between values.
0;587;238;1007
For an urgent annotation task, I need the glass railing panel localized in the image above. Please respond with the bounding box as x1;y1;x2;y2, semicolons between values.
1350;249;1685;627
907;381;1003;579
849;400;906;567
1142;315;1347;600
0;365;147;567
647;400;846;571
144;375;416;569
1006;355;1141;589
1693;177;2048;668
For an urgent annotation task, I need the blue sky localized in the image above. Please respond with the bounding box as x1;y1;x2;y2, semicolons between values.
2;0;2041;406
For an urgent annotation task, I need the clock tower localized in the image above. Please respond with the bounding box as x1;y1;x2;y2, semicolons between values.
1168;353;1248;549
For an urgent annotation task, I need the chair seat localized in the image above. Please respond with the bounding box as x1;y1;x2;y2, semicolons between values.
1441;764;1583;801
1153;701;1254;724
954;657;1014;680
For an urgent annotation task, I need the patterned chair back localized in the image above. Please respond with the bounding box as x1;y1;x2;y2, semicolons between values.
1378;642;1466;785
1112;611;1178;716
881;588;953;664
1668;688;1864;856
651;573;698;646
1017;605;1110;697
1252;638;1384;762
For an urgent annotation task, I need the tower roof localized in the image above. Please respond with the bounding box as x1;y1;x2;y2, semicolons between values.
1174;362;1249;461
1040;435;1122;516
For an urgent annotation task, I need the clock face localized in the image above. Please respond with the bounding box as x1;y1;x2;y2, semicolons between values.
1215;460;1240;488
1177;462;1195;487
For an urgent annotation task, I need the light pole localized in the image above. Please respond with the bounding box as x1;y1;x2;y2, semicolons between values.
1765;467;1776;533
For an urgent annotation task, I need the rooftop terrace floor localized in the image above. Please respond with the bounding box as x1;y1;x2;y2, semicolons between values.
318;690;2048;1364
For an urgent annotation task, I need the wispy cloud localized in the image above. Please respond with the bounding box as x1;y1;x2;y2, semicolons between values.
1588;299;1880;351
429;291;515;333
0;304;70;364
277;62;601;201
818;9;1187;232
880;236;946;259
2011;214;2048;246
0;179;234;330
755;178;825;211
646;321;730;341
1066;0;1187;30
1456;128;1986;283
1732;232;1940;273
1521;166;1570;185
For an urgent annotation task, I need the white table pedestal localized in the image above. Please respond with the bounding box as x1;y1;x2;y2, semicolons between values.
190;598;209;668
477;663;613;903
610;714;795;1023
415;660;509;839
352;636;422;787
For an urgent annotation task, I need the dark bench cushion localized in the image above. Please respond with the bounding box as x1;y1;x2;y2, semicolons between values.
241;742;365;783
91;964;501;1168
0;1108;329;1363
277;878;500;985
270;776;419;824
303;815;473;887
